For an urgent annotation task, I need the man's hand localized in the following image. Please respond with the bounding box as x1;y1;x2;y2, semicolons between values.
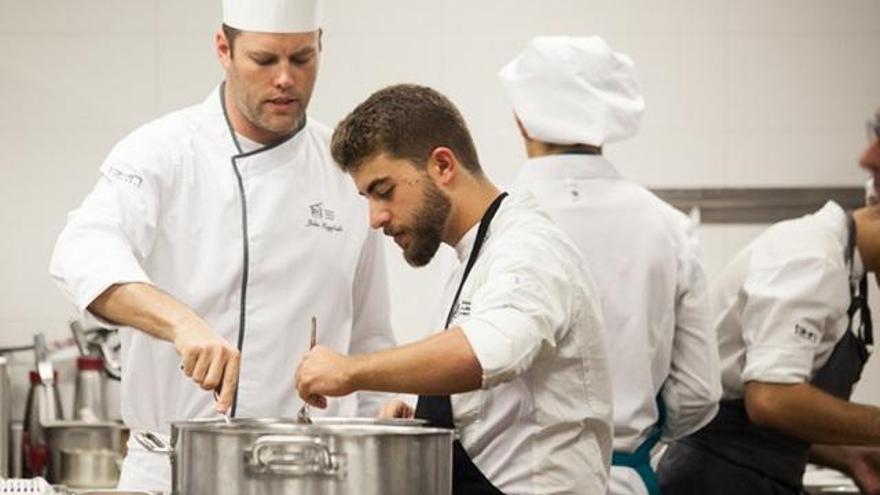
174;316;240;413
87;282;242;413
845;446;880;495
379;399;414;419
811;444;880;495
295;345;356;408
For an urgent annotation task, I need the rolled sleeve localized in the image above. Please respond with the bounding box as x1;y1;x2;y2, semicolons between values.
49;136;165;313
459;260;569;389
743;345;816;384
740;256;848;385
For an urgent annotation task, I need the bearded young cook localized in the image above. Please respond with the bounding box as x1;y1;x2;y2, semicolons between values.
296;83;614;495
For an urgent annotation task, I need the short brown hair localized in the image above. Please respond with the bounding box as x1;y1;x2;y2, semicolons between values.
331;84;483;175
222;23;241;55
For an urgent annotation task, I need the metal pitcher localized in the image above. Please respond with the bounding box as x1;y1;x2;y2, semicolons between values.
22;370;63;477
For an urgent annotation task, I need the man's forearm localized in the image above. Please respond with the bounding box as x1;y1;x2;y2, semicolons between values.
88;282;197;342
745;382;880;445
810;444;854;472
348;327;483;395
89;282;240;410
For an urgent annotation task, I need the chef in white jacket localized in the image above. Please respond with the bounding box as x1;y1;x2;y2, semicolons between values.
296;84;613;495
657;112;880;495
48;0;395;491
498;36;722;495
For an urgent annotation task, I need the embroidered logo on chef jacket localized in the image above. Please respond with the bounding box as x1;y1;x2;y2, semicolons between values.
105;167;143;188
450;300;472;323
794;323;819;343
306;202;343;233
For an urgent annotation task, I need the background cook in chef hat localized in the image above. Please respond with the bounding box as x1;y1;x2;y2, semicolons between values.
223;0;322;33
498;35;644;147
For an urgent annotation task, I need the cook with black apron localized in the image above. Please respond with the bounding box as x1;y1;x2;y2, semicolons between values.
658;202;875;494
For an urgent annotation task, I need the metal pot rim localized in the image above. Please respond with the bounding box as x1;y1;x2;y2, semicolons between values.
43;420;126;430
169;417;452;436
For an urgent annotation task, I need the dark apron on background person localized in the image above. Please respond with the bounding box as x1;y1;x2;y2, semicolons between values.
416;192;508;495
657;213;873;495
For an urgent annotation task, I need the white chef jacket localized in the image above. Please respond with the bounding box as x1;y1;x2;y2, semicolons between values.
440;190;613;495
513;154;721;495
713;201;863;399
49;86;395;490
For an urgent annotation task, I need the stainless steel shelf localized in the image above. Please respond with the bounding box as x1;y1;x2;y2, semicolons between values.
651;187;865;224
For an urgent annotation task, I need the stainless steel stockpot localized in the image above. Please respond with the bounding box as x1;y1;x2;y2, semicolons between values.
137;417;454;495
43;420;127;487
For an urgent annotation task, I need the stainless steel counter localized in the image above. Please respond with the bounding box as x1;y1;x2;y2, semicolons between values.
653;187;864;224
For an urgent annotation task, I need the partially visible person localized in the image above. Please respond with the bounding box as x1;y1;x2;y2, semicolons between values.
49;0;395;491
498;35;721;495
657;109;880;495
296;84;613;494
863;110;880;204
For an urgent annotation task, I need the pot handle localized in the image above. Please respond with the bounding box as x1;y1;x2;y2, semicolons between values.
246;435;346;479
134;431;173;455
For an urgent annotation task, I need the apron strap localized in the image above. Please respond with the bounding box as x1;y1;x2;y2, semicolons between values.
845;212;873;348
612;394;666;495
443;192;509;328
415;192;509;495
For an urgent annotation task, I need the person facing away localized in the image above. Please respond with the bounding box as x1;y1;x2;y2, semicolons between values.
48;0;395;491
498;35;722;495
657;110;880;495
294;83;614;495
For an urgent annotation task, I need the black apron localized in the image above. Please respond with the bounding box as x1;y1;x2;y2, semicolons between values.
415;192;508;495
657;213;873;495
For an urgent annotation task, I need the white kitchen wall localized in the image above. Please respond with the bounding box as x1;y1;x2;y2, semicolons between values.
1;0;878;416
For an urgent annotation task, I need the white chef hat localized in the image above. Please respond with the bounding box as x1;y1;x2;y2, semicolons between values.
223;0;322;33
498;36;644;146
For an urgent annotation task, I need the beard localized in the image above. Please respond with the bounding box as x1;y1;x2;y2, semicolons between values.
400;181;452;267
228;69;306;140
